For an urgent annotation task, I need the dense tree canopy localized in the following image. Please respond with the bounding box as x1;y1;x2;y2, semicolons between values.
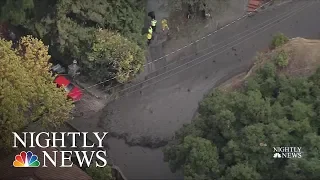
170;0;230;14
84;29;144;83
0;0;146;83
0;0;35;25
164;61;320;180
0;37;74;151
86;165;114;180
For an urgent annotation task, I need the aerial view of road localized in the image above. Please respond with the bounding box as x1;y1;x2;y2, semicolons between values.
1;0;320;180
95;1;320;179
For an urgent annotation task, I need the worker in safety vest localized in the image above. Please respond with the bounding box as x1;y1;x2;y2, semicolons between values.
148;26;153;34
151;18;157;32
161;19;169;31
147;33;152;45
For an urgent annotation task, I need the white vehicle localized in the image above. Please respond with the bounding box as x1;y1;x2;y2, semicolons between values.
51;64;66;75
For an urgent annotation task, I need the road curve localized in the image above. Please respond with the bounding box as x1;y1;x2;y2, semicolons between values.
101;1;320;179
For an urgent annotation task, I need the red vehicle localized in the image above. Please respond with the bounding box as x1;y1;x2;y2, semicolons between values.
54;75;83;101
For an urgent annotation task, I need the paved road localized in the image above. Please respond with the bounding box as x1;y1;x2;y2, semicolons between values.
102;1;320;141
75;1;320;179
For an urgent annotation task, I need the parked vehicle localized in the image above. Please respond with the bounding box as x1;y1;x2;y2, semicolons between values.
54;75;83;101
51;64;66;75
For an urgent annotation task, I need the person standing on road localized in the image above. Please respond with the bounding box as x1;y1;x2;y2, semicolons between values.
147;25;153;46
147;33;152;46
148;26;153;34
151;18;157;32
148;11;157;32
161;19;169;32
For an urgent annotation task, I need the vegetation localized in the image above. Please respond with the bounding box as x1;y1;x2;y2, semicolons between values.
0;0;35;25
170;0;230;14
86;165;114;180
0;37;74;151
274;50;289;68
84;29;144;83
0;0;146;83
164;60;320;179
271;33;289;48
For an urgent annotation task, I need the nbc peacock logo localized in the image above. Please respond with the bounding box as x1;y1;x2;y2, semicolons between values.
13;151;40;167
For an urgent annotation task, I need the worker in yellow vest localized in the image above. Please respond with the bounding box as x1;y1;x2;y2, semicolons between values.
148;26;153;34
147;33;152;46
151;18;157;32
161;19;169;31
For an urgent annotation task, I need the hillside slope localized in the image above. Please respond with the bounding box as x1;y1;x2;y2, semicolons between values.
220;38;320;91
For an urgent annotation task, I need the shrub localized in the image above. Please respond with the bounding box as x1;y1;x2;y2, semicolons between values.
274;50;289;68
257;62;277;79
271;33;289;48
86;166;114;180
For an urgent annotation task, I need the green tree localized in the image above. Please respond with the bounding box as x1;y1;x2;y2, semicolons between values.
0;37;73;151
164;61;320;179
285;158;320;180
86;165;114;180
164;136;220;180
0;0;146;84
221;164;261;180
0;0;34;25
55;0;146;46
84;29;145;83
240;90;272;125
